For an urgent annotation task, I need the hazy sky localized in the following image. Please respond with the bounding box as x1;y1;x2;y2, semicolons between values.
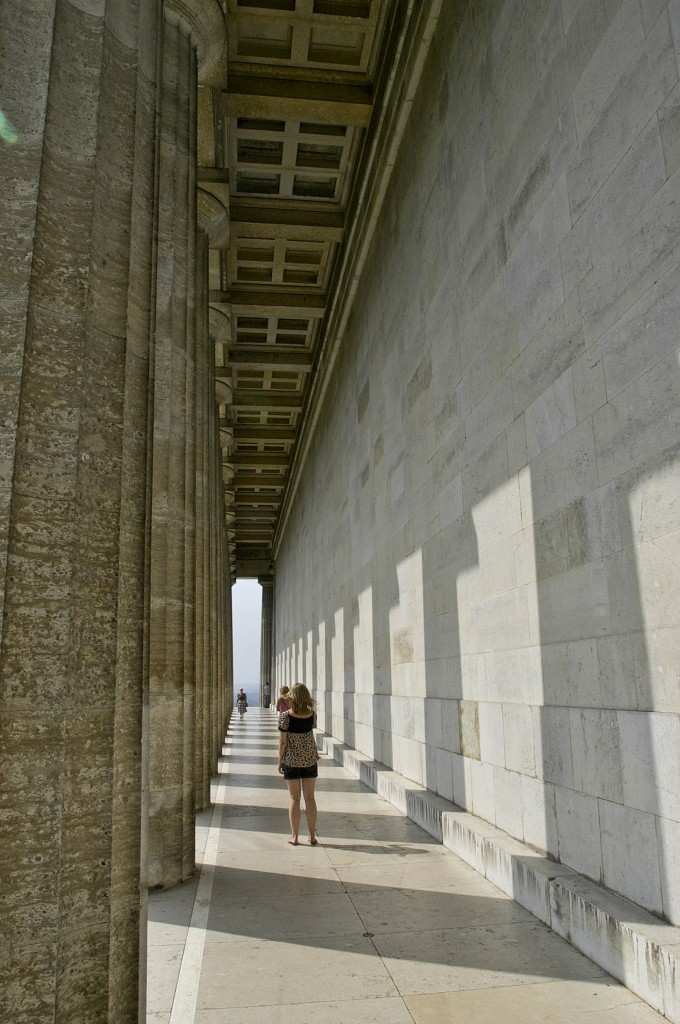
232;579;262;703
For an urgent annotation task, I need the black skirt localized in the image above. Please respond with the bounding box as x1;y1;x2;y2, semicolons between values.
282;764;318;780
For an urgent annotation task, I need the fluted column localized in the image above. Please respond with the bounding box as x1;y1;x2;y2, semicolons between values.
148;11;194;889
260;576;275;704
0;0;162;1020
194;229;210;811
146;0;225;888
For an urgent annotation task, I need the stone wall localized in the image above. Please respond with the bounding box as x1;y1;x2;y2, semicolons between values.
275;0;680;925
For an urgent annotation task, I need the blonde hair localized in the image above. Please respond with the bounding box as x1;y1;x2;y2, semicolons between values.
289;683;315;715
279;685;289;696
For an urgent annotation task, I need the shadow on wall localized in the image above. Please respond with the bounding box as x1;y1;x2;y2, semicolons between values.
414;379;680;927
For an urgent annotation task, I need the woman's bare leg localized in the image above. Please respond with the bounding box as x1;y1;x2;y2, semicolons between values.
286;779;301;844
302;777;317;843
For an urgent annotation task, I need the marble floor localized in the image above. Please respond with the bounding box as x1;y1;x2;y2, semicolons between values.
147;709;664;1023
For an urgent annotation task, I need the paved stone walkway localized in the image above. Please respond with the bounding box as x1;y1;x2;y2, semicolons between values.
147;708;664;1023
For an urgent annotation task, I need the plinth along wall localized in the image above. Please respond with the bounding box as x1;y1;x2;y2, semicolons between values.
275;0;680;928
0;0;232;1020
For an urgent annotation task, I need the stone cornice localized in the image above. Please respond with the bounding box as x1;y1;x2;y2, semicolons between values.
272;0;444;558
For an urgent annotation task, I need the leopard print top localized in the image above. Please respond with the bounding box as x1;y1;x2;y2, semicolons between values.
278;711;319;768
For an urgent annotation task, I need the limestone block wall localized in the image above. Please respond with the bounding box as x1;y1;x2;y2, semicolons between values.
275;0;680;925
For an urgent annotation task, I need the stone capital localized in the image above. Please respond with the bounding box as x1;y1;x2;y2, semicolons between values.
163;0;225;81
197;188;229;248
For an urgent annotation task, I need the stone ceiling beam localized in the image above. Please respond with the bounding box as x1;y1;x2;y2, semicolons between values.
234;425;296;442
198;167;229;183
223;350;313;371
235;492;282;505
231;391;304;410
233;453;289;469
229;203;344;241
221;75;372;126
234;474;285;489
210;289;326;318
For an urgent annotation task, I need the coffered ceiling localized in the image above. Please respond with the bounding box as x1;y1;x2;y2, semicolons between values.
197;0;440;577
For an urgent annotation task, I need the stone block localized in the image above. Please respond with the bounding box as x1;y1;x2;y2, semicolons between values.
555;786;603;881
506;175;572;306
633;627;680;713
513;252;566;345
542;638;600;708
469;757;495;824
618;710;680;821
526;419;599;523
559;210;592;297
567;11;677;222
492;766;523;838
643;0;669;37
554;0;622;106
513;289;585;418
506;414;528;475
440;698;460;753
434;746;454;802
591;117;666;266
657;814;680;923
536;558;611;645
521;773;558;857
596;632;638;709
461;432;509;513
572;0;646;143
458;699;479;760
659;79;680;174
478;700;504;768
503;702;536;776
535;705;574;788
572;340;607;422
599;798;664;915
570;708;624;802
451;751;471;809
479;535;517;599
525;368;577;460
601;263;680;400
534;498;591;579
463;377;514;461
476;586;533;652
581;168;680;347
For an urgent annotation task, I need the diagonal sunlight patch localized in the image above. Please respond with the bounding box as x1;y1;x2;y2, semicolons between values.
167;764;229;1024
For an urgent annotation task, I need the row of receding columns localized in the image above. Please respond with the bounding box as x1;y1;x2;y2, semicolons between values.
0;0;231;1020
260;574;275;705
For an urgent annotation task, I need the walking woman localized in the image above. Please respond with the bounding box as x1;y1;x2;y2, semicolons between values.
277;683;319;845
276;685;292;713
236;688;247;719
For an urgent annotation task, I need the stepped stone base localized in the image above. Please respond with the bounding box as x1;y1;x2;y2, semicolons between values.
318;733;680;1024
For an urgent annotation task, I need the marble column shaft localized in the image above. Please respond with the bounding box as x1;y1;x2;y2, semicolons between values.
193;229;210;812
0;0;163;1020
260;577;274;703
147;13;197;890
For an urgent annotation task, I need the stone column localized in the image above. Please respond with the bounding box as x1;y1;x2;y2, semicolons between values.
260;576;275;705
146;0;225;888
193;228;211;812
0;0;162;1020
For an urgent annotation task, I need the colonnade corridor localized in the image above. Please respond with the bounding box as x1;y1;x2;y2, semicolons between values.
146;709;664;1024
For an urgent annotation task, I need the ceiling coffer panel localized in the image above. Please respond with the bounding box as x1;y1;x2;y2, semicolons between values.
200;0;410;576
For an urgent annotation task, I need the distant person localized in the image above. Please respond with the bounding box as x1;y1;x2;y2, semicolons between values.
276;685;292;713
263;682;271;708
277;683;319;845
236;688;247;719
